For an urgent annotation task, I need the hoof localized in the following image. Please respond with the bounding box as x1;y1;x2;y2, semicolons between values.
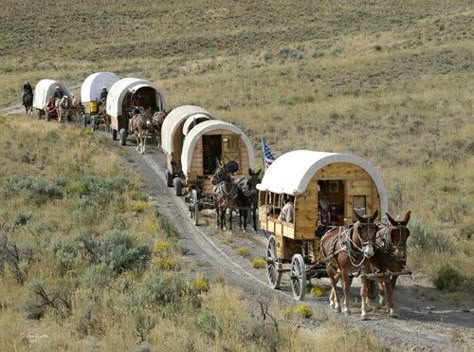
361;312;369;320
389;309;398;318
335;306;341;313
343;308;351;315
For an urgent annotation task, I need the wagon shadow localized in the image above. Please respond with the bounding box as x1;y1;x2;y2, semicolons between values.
329;278;474;328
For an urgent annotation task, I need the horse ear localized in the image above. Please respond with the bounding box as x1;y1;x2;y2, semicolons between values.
402;211;411;224
385;212;397;226
256;169;262;176
371;210;378;222
248;168;252;175
353;210;363;222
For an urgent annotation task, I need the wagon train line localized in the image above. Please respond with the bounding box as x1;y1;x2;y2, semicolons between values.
8;72;474;349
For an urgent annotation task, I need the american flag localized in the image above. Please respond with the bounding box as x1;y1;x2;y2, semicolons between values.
261;136;275;169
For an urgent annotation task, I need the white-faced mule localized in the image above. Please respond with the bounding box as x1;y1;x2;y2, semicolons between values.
211;160;239;231
320;210;379;319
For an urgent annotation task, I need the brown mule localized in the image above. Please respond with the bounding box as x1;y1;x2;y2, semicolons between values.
371;211;411;317
211;160;239;231
320;210;379;318
130;107;152;155
150;110;167;148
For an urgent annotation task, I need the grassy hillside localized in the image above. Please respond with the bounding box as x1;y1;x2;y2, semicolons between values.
0;1;472;284
0;115;387;351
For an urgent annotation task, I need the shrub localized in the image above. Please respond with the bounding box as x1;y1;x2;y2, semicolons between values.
64;180;88;196
195;311;223;339
250;258;266;269
14;211;32;226
129;201;150;213
408;219;455;253
433;265;464;291
153;241;170;255
192;278;210;293
237;246;250;257
310;285;326;297
294;304;313;319
136;268;189;307
77;231;151;275
6;176;65;204
282;305;314;319
155;257;177;271
448;292;463;304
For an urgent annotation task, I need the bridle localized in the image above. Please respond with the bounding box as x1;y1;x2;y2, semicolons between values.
377;221;409;262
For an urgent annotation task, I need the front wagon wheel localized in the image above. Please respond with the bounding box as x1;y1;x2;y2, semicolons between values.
290;254;306;301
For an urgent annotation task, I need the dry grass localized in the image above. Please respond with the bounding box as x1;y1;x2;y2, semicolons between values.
0;0;473;348
0;115;386;351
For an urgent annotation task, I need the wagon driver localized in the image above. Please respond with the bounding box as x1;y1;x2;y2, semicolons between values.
278;195;294;223
316;198;331;237
53;85;64;100
99;86;108;103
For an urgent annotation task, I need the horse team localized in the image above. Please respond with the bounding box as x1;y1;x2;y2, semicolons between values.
321;210;411;319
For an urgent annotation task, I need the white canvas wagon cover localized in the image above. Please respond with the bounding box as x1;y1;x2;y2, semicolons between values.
33;79;72;110
257;150;388;214
161;105;213;155
106;78;166;118
80;72;120;103
181;120;255;177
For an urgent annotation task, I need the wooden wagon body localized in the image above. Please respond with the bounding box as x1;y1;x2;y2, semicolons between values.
257;150;388;300
164;117;255;225
32;79;72;120
106;78;166;145
80;72;120;128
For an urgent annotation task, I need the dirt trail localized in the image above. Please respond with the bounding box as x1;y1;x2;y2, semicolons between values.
116;140;473;352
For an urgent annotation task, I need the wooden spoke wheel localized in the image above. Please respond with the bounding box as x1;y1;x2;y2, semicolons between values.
191;189;199;226
266;235;282;289
290;254;306;301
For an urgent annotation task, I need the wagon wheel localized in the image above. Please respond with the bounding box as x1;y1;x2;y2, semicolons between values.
290;254;306;301
191;189;199;226
266;235;282;289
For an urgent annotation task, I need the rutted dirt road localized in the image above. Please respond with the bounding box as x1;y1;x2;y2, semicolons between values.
115;138;473;352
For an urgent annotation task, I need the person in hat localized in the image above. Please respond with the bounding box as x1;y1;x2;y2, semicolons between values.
53;85;64;99
99;86;108;102
278;195;294;223
316;198;332;237
22;81;33;97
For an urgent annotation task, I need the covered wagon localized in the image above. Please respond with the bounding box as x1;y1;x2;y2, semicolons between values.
256;150;388;300
106;78;166;145
161;105;214;187
80;72;120;129
33;79;72;121
177;120;255;225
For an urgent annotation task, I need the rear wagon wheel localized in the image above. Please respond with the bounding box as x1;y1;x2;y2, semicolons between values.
173;177;182;196
266;235;282;289
192;189;199;226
